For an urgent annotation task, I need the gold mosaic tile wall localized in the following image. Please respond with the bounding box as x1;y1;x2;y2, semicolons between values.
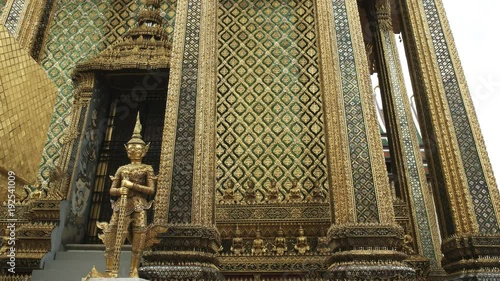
0;24;57;200
216;0;327;202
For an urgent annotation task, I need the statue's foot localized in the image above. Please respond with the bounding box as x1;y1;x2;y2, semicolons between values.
86;267;117;279
106;271;118;278
129;268;139;278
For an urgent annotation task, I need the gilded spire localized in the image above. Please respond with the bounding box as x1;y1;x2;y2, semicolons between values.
73;0;171;75
127;112;146;145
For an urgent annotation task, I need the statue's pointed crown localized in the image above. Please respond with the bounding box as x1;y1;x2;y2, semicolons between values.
127;112;146;145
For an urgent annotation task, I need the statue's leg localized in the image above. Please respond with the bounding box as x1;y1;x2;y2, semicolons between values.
105;212;119;277
129;211;147;278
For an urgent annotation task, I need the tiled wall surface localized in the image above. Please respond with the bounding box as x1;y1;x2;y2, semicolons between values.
0;24;57;200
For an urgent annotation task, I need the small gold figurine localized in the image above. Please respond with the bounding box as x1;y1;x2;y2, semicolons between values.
265;179;280;203
95;113;166;278
244;179;257;203
252;229;266;255
287;179;303;203
316;229;330;254
272;225;287;255
222;179;236;204
308;180;326;203
402;234;415;255
294;226;310;254
230;225;244;255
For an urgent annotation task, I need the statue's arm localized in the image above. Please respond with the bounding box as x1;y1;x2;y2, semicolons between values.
131;166;155;195
109;168;122;196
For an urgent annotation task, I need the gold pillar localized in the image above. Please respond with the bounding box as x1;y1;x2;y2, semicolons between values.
191;0;218;227
367;0;443;276
397;0;500;277
315;0;414;279
142;0;221;279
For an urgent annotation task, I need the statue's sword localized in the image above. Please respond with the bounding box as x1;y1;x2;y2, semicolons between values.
111;172;132;276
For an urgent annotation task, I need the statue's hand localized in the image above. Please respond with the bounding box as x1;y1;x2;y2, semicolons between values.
121;179;134;188
119;187;129;195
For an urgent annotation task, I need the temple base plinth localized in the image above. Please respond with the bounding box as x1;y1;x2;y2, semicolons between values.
441;233;500;279
326;224;416;280
140;225;222;281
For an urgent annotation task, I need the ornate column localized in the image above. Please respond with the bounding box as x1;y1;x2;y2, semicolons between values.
57;73;96;199
366;0;443;277
141;0;222;280
315;0;414;279
397;0;500;278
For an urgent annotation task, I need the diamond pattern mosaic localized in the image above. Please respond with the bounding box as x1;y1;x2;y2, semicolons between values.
0;24;58;200
382;31;436;262
423;0;499;233
4;0;24;34
37;0;177;184
167;0;202;224
216;0;327;202
332;0;379;223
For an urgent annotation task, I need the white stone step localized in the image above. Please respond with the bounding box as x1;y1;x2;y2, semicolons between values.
31;245;135;281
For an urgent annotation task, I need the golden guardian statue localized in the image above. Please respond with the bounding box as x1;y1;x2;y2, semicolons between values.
91;113;166;278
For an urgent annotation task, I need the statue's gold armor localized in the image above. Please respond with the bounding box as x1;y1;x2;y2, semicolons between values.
109;164;155;216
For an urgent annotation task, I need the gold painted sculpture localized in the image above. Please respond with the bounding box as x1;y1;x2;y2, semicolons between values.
287;179;303;203
244;179;257;203
230;225;244;255
265;179;280;203
402;234;415;255
92;113;166;278
252;229;266;255
222;179;236;204
272;225;287;255
293;226;310;254
308;180;326;203
316;229;330;254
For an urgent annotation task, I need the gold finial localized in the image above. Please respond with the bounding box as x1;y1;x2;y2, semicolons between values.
127;112;146;145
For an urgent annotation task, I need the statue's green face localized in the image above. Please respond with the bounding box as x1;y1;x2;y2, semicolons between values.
126;143;147;160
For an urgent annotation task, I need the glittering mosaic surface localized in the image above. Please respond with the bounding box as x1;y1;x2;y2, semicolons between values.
0;24;58;200
216;0;327;203
167;0;202;224
381;30;437;263
423;0;499;233
37;0;177;184
4;0;24;34
332;0;379;223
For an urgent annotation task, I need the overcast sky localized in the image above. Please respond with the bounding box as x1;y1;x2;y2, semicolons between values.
441;0;500;184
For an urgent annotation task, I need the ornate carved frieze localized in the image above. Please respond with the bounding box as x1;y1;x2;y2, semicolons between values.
216;203;330;223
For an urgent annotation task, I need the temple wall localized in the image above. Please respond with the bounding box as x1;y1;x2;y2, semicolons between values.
216;0;328;201
35;0;177;184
